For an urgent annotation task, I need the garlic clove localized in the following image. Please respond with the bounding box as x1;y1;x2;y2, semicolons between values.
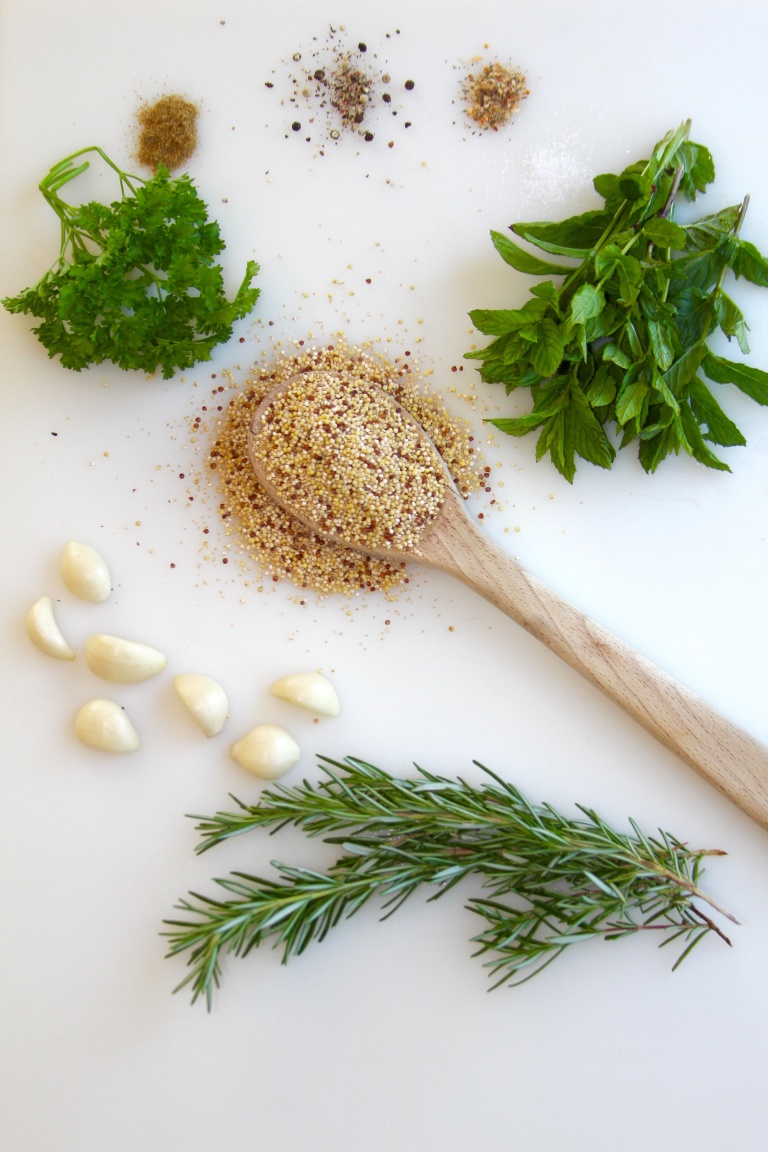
173;674;229;737
60;540;112;603
74;698;140;752
85;633;167;683
230;724;300;780
26;596;76;661
269;672;340;717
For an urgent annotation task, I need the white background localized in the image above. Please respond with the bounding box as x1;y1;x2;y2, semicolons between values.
1;2;767;1149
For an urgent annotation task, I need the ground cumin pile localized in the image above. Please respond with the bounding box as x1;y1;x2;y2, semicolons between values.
136;94;199;170
204;342;482;595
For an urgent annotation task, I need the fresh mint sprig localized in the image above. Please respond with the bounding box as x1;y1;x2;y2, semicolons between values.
466;121;768;480
2;146;260;379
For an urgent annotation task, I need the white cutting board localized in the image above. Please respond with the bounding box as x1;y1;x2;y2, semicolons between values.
1;2;767;1150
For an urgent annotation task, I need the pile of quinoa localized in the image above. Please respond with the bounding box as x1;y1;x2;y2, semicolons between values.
251;370;446;554
205;342;481;595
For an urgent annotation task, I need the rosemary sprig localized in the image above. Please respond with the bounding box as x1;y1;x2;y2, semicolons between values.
163;757;735;1008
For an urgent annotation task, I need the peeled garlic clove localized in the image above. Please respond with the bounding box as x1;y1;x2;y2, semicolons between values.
269;672;340;717
174;674;229;737
74;699;140;752
26;596;76;661
85;633;167;683
230;724;300;780
60;541;112;603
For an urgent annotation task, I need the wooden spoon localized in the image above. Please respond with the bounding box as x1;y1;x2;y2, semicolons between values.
249;374;768;831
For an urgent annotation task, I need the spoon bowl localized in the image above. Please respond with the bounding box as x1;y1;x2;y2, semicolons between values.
248;371;449;562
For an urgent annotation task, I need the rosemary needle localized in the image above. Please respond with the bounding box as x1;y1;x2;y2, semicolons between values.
163;757;735;1008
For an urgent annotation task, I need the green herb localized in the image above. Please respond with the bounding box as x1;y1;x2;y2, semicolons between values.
163;756;734;1008
2;146;259;379
466;120;768;480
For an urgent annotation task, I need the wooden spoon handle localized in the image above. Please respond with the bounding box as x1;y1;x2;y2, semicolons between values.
422;495;768;829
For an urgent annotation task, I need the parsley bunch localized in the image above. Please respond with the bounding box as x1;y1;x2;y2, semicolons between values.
467;121;768;480
2;146;260;379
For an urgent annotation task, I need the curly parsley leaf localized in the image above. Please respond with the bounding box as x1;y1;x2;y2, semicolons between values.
467;121;768;479
2;147;260;379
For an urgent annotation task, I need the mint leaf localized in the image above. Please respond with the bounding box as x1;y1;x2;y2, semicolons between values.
526;377;615;481
567;381;616;471
568;284;605;325
679;403;730;470
638;424;684;473
647;317;677;371
663;344;707;397
600;343;632;370
529;280;562;311
529;317;564;377
490;230;573;276
643;217;688;250
512;210;611;257
688;378;746;447
489;412;553;436
469;300;547;336
703;353;768;405
677;141;716;199
585;364;618;408
731;239;768;288
714;292;750;354
617;172;652;203
593;173;617;201
615;380;650;425
684;207;741;250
